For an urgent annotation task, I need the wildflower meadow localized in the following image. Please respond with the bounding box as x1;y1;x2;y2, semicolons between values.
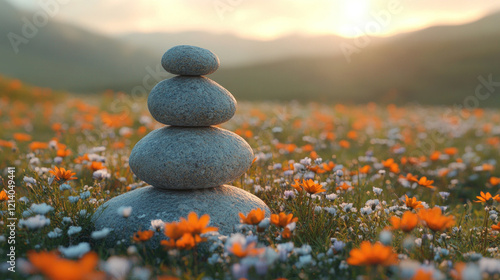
1;76;500;280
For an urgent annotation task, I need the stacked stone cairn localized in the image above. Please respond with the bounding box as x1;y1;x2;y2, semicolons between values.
94;45;270;245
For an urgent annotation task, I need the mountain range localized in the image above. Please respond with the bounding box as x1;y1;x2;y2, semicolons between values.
1;0;500;106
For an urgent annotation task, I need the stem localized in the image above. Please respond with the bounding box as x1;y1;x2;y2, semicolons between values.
481;208;489;253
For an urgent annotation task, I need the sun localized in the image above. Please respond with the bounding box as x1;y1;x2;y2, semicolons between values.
342;0;371;20
335;0;372;37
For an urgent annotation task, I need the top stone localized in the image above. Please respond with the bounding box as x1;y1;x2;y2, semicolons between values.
161;45;220;76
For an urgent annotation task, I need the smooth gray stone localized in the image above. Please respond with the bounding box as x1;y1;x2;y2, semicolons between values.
161;45;219;76
92;185;270;247
148;76;236;126
129;126;254;190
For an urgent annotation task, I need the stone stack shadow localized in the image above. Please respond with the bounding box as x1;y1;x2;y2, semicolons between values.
93;45;270;246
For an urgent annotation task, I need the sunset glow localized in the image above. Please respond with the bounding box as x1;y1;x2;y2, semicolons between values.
6;0;500;40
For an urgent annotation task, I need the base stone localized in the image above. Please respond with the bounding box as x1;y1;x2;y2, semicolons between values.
92;185;270;247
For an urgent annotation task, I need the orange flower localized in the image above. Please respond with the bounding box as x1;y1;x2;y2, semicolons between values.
239;209;265;225
157;276;180;280
359;165;371;174
0;190;8;201
162;212;216;250
347;130;357;140
490;177;500;186
389;163;400;174
308;165;326;174
418;207;455;232
56;148;71;157
13;133;32;142
404;173;419;183
405;195;424;210
336;182;353;192
450;262;466;280
52;123;63;132
74;154;90;164
271;212;298;228
292;179;326;194
0;139;14;148
430;151;441;161
411;269;433;280
321;161;336;171
339;140;350;149
133;230;154;242
346;241;398;266
174;233;197;250
28;251;99;280
491;222;500;231
474;191;495;203
481;164;495;171
281;227;293;239
382;158;395;168
390;211;418;233
444;147;458;156
49;166;77;182
229;242;264;258
164;221;188;241
417;177;436;189
179;212;218;237
89;162;105;171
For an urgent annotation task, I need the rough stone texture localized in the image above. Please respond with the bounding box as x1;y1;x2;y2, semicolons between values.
92;185;270;247
148;76;236;126
129;126;254;189
161;45;219;76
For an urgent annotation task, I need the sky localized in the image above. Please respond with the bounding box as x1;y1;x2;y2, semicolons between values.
7;0;500;40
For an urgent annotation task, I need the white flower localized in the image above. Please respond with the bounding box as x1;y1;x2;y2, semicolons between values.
48;228;62;238
131;267;151;280
59;184;72;191
258;218;270;229
93;169;110;180
150;219;165;231
23;176;37;185
104;256;131;280
332;240;346;252
19;215;50;230
462;264;481;280
91;228;112;240
67;226;82;236
373;187;383;195
283;190;295;199
379;230;392;245
294;244;312;255
479;258;500;275
325;193;338;201
30;203;54;215
439;192;450;200
298;254;312;265
117;206;132;218
59;242;90;258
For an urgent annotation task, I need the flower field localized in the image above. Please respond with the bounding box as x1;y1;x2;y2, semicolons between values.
1;77;500;280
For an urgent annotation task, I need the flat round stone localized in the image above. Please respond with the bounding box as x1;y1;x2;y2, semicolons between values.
129;126;254;189
148;76;236;126
161;45;220;76
92;185;271;247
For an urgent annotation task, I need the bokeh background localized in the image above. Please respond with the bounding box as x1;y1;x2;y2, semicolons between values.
1;0;500;105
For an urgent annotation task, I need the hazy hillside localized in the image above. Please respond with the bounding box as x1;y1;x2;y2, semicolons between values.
0;0;158;92
1;0;500;106
208;11;500;106
119;31;359;66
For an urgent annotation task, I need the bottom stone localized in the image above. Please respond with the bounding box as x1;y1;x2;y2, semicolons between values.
92;185;270;247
